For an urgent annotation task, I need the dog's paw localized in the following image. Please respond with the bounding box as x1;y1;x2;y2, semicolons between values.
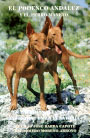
75;90;79;95
10;104;17;110
40;100;48;111
41;106;48;111
10;99;17;110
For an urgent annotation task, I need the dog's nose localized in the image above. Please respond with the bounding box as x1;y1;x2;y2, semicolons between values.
61;41;64;45
42;49;46;52
42;47;51;52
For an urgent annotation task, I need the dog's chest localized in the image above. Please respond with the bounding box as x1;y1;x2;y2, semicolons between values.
36;58;53;72
43;58;53;69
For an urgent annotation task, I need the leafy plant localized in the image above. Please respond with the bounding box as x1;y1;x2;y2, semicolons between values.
1;6;27;38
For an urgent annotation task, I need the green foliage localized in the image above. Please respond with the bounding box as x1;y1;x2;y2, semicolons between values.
85;0;90;5
0;2;39;38
61;81;72;90
5;38;17;48
56;0;61;6
0;62;4;75
18;32;24;39
1;6;27;38
5;48;18;55
64;24;90;52
87;11;90;22
21;0;30;4
4;37;18;54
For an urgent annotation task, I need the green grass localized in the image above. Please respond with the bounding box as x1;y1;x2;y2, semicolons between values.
64;25;90;52
70;57;90;87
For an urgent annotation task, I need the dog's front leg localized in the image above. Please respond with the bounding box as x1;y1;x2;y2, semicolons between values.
10;74;20;110
38;74;47;111
50;70;63;104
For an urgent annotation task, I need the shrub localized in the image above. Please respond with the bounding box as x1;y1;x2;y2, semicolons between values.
1;5;27;38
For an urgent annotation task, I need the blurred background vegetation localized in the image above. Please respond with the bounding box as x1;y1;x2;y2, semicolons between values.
0;0;90;101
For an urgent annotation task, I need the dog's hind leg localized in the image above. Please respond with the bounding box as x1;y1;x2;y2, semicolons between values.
26;78;40;98
61;56;79;94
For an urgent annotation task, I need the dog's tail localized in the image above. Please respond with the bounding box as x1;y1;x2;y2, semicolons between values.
67;50;90;58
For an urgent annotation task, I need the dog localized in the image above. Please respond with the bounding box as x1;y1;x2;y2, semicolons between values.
46;16;90;95
4;22;50;111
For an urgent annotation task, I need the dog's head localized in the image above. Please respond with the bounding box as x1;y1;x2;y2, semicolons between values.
26;22;49;63
46;16;64;54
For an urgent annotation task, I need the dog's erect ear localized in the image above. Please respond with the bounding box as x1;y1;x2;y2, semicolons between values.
26;22;35;38
41;16;52;35
46;16;52;28
56;16;63;30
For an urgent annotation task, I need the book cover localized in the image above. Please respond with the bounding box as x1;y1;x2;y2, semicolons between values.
0;0;90;137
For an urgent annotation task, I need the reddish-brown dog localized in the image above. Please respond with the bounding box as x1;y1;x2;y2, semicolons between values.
4;22;50;111
46;16;90;94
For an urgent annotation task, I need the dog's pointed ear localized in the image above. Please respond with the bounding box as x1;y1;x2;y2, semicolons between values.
41;16;52;35
26;22;35;38
56;16;63;30
46;16;52;28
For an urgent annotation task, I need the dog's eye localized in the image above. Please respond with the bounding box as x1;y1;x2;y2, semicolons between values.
44;40;46;44
52;34;56;36
35;40;38;42
48;38;51;42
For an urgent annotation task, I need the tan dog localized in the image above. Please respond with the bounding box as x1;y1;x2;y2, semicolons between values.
4;22;50;110
46;16;90;94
